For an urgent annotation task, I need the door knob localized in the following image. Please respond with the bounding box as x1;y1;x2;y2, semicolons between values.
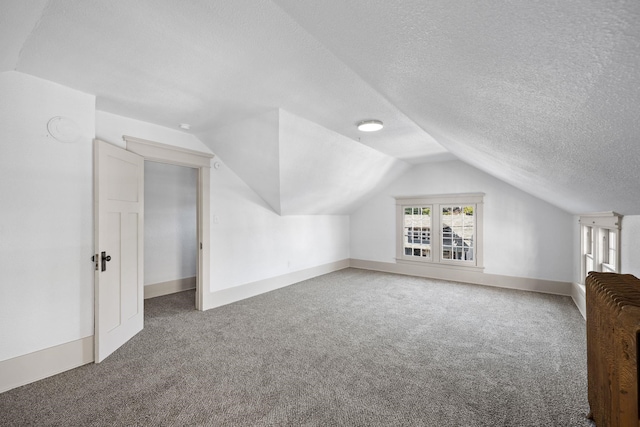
101;251;111;272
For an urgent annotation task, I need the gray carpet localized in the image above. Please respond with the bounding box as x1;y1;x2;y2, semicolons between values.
0;268;593;426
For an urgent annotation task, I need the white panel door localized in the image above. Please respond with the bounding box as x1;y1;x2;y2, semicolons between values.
94;139;144;363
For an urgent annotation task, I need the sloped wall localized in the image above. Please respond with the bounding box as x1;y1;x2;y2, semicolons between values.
208;155;350;291
350;160;574;283
205;109;410;215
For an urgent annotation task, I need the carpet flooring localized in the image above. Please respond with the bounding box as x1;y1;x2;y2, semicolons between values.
0;269;593;426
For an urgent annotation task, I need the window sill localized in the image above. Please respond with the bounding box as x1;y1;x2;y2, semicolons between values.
395;258;485;272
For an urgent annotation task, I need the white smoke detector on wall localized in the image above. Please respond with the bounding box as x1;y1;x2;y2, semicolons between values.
47;116;80;143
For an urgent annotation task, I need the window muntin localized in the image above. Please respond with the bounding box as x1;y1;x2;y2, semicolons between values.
601;228;618;273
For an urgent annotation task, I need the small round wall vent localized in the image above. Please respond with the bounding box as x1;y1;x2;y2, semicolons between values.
47;116;81;143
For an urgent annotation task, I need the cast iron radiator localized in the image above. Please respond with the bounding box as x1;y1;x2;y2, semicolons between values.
587;272;640;426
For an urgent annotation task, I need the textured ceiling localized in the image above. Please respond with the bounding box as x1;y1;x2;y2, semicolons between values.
3;0;640;214
274;0;640;215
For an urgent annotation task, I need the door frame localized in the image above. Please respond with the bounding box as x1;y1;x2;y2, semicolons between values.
123;135;213;311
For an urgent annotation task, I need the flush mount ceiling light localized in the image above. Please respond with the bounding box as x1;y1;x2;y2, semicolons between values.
357;119;383;132
179;123;191;130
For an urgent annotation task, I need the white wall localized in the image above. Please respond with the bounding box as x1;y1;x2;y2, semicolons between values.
350;160;574;282
0;71;95;362
96;110;211;153
97;111;351;293
209;155;350;291
144;162;197;286
621;215;640;278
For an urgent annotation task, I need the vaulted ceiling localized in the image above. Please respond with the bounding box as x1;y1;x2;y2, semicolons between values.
3;0;640;215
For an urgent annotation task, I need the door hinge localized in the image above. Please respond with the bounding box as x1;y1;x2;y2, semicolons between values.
91;254;99;271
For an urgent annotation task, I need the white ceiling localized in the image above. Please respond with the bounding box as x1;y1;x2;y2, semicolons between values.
3;0;640;215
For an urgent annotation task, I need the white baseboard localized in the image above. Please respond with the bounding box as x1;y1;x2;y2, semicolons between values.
204;259;350;310
1;262;349;393
2;258;574;394
0;336;94;394
571;282;586;320
144;276;196;299
349;258;573;296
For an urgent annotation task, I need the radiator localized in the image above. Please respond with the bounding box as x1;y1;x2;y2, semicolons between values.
587;272;640;426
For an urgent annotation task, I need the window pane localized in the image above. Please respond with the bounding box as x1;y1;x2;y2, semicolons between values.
586;254;594;273
441;204;475;263
402;205;432;261
442;246;452;259
584;227;592;255
600;229;609;265
609;231;617;268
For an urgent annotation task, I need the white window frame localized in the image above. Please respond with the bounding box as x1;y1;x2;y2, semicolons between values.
396;193;484;270
579;212;622;283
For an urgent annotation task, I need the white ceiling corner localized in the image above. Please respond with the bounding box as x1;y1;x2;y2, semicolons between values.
205;109;410;215
277;110;410;215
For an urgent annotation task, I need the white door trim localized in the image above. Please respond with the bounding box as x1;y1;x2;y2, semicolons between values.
123;135;213;311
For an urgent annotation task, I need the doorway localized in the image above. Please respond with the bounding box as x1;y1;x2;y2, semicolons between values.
144;161;198;307
94;137;212;362
124;135;213;311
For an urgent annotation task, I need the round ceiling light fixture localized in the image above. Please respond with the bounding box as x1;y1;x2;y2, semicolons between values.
357;119;383;132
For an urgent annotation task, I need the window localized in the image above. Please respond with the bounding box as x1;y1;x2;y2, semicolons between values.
579;212;622;282
396;194;484;269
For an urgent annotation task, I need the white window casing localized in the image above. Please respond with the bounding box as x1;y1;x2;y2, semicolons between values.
396;193;484;271
579;212;622;282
